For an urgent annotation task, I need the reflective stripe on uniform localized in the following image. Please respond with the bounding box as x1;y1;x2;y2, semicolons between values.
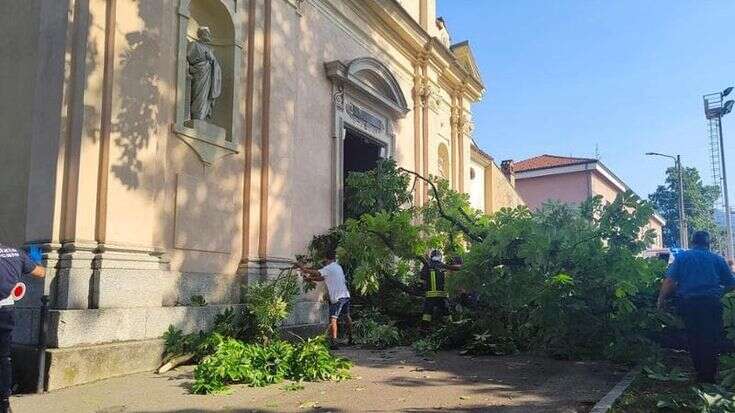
426;269;447;298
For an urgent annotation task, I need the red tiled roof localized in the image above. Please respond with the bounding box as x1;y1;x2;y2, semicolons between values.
513;154;597;173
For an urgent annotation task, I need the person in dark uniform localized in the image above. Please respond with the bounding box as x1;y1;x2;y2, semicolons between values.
657;231;735;383
420;250;462;326
0;244;45;412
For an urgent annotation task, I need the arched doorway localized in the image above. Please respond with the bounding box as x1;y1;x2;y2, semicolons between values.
325;58;409;224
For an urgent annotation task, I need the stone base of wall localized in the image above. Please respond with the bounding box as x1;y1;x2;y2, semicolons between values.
45;338;166;391
11;251;328;391
31;321;325;391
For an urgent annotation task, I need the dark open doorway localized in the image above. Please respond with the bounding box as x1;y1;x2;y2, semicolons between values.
343;128;384;221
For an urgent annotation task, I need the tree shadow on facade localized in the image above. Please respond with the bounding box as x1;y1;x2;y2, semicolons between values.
110;0;162;190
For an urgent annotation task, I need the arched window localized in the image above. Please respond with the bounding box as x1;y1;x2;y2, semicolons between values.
438;143;450;179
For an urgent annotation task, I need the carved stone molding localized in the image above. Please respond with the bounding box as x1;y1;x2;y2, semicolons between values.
333;83;345;111
459;114;474;136
283;0;306;16
325;58;409;118
450;106;460;126
346;102;384;134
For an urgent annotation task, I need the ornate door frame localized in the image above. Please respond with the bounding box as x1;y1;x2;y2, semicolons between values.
325;58;410;225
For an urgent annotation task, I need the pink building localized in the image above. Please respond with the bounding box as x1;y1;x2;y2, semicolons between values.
512;155;666;248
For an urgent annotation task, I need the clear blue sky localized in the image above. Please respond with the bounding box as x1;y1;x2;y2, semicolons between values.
438;0;735;200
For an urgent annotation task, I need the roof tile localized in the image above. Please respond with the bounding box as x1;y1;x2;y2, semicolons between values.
514;154;597;173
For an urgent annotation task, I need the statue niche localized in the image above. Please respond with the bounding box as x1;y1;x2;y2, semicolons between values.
187;27;222;122
174;0;241;166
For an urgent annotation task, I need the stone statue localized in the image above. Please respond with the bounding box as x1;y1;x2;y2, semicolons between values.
187;27;222;121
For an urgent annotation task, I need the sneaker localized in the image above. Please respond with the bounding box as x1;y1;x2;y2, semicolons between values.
329;341;340;350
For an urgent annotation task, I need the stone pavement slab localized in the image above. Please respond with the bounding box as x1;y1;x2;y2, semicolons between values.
11;347;627;412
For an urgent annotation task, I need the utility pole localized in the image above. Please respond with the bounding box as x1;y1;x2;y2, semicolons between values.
646;152;688;248
676;155;688;249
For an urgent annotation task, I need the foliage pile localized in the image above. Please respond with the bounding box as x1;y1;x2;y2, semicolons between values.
309;158;668;363
351;311;402;349
613;350;735;412
613;295;735;411
192;337;350;394
163;269;301;362
450;196;667;361
163;268;351;394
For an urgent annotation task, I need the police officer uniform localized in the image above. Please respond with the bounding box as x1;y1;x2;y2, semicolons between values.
0;244;39;412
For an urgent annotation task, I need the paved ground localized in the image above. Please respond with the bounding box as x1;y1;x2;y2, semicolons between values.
11;347;626;413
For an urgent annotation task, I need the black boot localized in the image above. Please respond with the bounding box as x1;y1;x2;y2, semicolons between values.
0;397;10;413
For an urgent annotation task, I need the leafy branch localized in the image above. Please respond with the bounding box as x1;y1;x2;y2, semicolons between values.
398;167;484;243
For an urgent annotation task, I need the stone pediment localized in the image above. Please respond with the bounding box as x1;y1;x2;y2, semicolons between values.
450;41;483;86
325;58;409;118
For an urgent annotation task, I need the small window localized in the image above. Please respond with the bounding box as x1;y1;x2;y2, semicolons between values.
470;167;476;180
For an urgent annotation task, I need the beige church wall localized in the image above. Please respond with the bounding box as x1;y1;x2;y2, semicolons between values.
91;0;245;276
487;162;525;213
427;87;453;181
164;4;247;276
50;0;108;248
262;0;419;260
96;0;168;252
0;1;40;246
397;0;421;25
425;0;438;35
1;0;72;247
262;0;303;260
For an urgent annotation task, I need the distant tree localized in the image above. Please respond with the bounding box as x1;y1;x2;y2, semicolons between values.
648;167;721;248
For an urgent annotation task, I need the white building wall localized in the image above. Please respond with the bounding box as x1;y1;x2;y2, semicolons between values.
468;158;485;211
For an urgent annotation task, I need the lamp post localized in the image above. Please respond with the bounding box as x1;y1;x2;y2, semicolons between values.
646;152;688;248
704;87;735;260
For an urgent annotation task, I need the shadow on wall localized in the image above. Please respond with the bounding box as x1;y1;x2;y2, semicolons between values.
110;0;162;190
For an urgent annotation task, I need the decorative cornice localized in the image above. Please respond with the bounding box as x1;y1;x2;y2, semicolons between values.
283;0;305;16
450;107;460;127
325;58;410;118
458;113;474;136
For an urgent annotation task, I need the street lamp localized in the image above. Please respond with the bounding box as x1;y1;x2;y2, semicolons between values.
704;87;735;260
646;152;688;248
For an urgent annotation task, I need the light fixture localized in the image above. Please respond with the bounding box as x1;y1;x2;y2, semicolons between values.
724;100;735;116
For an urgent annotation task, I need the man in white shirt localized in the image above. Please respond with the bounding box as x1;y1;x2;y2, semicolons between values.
296;249;351;349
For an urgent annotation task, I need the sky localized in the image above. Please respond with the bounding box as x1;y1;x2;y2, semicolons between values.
437;0;735;201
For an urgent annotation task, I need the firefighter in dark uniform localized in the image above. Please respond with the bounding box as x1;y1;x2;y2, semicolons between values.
0;244;44;413
420;250;462;326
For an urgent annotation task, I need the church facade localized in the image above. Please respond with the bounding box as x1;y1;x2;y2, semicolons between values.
0;0;494;389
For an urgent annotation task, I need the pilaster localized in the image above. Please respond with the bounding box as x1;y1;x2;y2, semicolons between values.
412;65;424;205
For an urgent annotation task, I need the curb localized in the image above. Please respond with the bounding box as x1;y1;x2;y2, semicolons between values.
589;368;640;413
